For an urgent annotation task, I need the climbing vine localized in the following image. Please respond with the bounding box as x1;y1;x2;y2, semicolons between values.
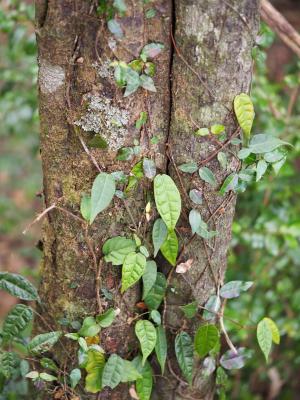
0;1;288;399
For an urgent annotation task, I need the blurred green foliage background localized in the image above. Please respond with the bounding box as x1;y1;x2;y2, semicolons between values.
0;1;299;399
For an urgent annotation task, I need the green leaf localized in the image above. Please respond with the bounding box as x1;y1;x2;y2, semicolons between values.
79;316;101;337
88;134;108;149
211;124;225;135
40;358;58;372
219;173;238;195
180;301;198;319
145;8;156;19
142;260;157;299
189;189;202;205
238;148;251;160
139;245;149;258
150;310;161;325
124;68;141;97
203;295;221;321
152;218;168;257
155;326;167;374
80;195;91;221
102;354;123;389
113;0;127;13
220;281;253;299
136;111;148;129
189;210;217;240
140;43;164;62
135;320;157;365
2;304;33;340
144;272;167;310
194;127;209;136
145;62;156;76
256;159;268;182
40;372;57;382
160;229;178;266
28;332;62;355
0;272;39;301
234;93;255;139
217;151;227;169
133;355;153;400
194;324;219;358
198;167;217;186
121;360;142;382
121;252;147;292
25;371;39;380
128;59;143;73
249;134;290;154
143;158;156;179
0;352;19;379
107;19;123;38
96;308;117;328
85;349;105;393
154;174;181;231
175;332;194;384
264;317;280;344
264;149;286;163
178;162;198;173
272;156;286;175
102;236;136;265
140;74;156;92
257;319;273;361
90;173;116;223
117;146;134;160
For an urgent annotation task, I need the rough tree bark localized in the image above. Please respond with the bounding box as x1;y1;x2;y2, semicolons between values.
35;0;259;399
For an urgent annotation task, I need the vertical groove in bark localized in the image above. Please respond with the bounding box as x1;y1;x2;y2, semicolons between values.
153;1;260;399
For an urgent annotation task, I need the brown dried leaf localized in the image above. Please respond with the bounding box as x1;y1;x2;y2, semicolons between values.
176;259;194;274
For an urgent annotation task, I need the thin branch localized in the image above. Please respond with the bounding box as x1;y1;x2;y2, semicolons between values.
78;133;102;173
22;204;56;234
261;0;300;58
219;301;238;354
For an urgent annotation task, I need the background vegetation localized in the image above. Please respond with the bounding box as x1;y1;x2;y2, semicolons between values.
0;1;299;398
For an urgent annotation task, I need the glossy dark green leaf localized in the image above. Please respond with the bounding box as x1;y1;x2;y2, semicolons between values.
3;304;33;340
175;332;193;384
194;324;219;358
132;355;153;400
144;272;167;310
102;354;123;389
152;218;168;257
0;272;39;301
102;236;136;265
142;260;157;300
135;320;157;365
155;326;167;374
85;349;105;393
28;331;62;355
90;173;116;223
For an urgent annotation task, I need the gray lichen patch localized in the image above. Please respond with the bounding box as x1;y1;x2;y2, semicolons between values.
92;61;113;79
39;60;65;94
74;94;129;151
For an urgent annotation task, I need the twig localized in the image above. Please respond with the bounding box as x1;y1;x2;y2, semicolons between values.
219;300;238;354
261;0;300;58
167;359;188;387
22;204;56;234
78;133;102;173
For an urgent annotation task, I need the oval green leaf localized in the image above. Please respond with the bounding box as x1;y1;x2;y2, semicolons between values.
102;354;123;389
155;326;167;374
85;349;105;393
144;272;167;310
194;324;219;358
0;272;39;301
152;218;168;257
135;320;157;365
90;173;116;224
175;332;194;384
28;331;62;355
160;229;178;266
102;236;136;266
234;93;255;139
121;252;146;293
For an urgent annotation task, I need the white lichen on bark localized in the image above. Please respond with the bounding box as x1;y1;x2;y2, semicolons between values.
38;60;65;94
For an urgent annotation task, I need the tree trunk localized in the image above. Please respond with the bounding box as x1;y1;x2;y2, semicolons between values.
35;0;259;399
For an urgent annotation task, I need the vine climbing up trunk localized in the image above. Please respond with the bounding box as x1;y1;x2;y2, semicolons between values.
35;0;259;399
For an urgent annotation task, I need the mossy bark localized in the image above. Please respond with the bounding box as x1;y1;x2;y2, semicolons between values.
35;0;259;399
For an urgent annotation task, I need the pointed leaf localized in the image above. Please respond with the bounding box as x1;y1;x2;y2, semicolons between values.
264;317;280;344
135;320;157;365
102;354;123;389
203;295;221;321
121;360;142;382
220;281;253;299
180;302;198;319
85;349;105;393
142;261;157;300
155;326;167;374
144;272;167;310
79;316;101;337
152;218;168;257
189;210;217;240
249;134;290;154
80;195;91;221
96;308;117;328
160;229;178;266
121;252;146;293
90;173;116;223
189;189;202;205
234;93;255;139
175;332;193;384
219;173;238;195
0;272;38;301
198;167;217;186
256;159;268;182
102;236;136;266
28;332;62;355
2;304;33;340
217;152;227;169
257;318;272;362
178;162;198;173
154;174;181;231
194;324;219;358
140;74;156;92
133;355;153;400
70;369;81;389
107;19;123;38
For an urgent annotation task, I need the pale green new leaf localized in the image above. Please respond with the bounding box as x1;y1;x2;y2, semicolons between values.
175;332;194;384
96;308;117;328
180;302;198;319
178;162;198;173
121;252;146;293
249;134;290;154
135;320;157;365
219;173;238;195
198;167;217;186
80;195;91;221
79;316;101;337
28;331;62;355
256;159;268;182
40;372;57;382
121;360;142;382
154;174;181;231
3;304;33;340
90;173;116;223
264;317;280;344
102;354;123;389
152;218;168;257
257;318;272;362
85;349;105;393
234;93;255;139
102;236;136;266
0;272;39;301
144;272;167;310
155;326;167;374
133;355;153;400
217;151;227;169
160;229;178;266
194;324;219;358
142;260;157;300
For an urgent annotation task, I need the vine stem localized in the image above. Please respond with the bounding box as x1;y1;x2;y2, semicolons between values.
219;300;238;354
77;132;102;173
